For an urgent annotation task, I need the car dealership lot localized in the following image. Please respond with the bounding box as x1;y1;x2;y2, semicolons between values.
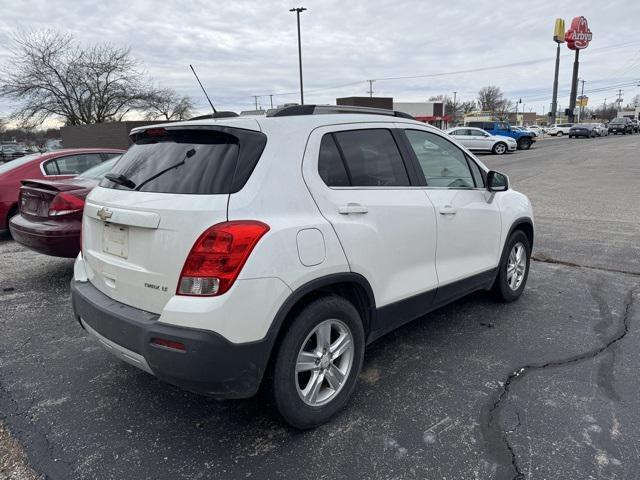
1;135;639;479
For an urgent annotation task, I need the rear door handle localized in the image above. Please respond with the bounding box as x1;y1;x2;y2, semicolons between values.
439;206;457;215
338;203;368;215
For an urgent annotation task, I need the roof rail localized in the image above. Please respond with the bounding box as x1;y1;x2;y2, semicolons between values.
266;104;415;120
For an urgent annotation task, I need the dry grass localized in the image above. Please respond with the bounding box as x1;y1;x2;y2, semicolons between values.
0;422;40;480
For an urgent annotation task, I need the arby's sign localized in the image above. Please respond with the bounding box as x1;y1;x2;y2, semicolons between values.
565;16;592;50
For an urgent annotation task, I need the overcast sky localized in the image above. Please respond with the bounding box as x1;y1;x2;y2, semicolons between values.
1;0;639;124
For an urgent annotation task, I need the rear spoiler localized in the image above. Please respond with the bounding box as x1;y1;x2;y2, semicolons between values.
21;179;83;192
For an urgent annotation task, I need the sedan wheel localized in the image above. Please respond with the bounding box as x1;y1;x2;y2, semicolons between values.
492;142;507;155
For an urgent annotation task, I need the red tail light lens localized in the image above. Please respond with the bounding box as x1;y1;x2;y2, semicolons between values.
177;221;270;296
48;192;85;216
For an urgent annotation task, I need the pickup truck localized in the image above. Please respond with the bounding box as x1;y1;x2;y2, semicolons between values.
466;121;536;150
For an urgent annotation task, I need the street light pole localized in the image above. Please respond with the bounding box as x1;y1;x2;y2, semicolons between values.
289;7;307;105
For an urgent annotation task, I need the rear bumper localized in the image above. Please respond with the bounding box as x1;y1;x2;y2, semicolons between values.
9;214;80;258
71;279;273;399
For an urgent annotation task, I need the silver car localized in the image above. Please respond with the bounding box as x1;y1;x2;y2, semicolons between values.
446;127;517;155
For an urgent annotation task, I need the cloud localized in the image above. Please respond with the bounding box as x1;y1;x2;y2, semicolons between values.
0;0;638;122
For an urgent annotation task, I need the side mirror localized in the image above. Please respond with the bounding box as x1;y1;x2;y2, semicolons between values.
487;170;509;192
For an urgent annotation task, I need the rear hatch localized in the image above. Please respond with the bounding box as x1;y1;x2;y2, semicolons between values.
82;122;266;314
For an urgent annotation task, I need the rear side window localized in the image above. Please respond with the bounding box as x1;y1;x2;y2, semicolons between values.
55;154;104;174
101;128;267;194
318;135;349;187
331;129;410;187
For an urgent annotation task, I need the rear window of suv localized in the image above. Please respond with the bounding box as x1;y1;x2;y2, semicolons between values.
100;127;267;194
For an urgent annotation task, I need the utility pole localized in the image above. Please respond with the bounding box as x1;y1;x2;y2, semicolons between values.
269;94;274;109
616;89;624;113
366;80;375;98
577;79;585;123
550;18;565;124
252;95;259;110
289;7;307;105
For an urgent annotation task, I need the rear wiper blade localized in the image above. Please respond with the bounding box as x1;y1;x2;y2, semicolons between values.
104;173;136;189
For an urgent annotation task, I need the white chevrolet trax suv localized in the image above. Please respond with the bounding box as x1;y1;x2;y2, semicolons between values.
71;105;534;428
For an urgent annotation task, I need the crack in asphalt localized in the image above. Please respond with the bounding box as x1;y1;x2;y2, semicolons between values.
532;253;640;277
481;286;637;480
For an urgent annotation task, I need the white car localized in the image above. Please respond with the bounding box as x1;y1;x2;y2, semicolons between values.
445;127;517;154
524;125;546;136
71;105;534;428
547;123;574;136
591;123;608;136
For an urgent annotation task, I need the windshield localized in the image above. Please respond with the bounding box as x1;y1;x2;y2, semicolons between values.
0;153;42;175
76;157;119;180
610;119;624;124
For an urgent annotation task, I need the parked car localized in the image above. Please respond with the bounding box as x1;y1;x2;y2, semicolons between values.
525;125;546;135
568;124;597;138
0;148;124;232
608;117;634;135
445;126;517;154
547;123;574;136
466;121;536;150
591;123;608;136
0;144;29;162
631;119;639;133
9;157;120;257
71;105;534;428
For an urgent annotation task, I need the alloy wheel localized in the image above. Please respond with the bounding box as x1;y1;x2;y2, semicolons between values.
506;242;527;291
295;319;354;407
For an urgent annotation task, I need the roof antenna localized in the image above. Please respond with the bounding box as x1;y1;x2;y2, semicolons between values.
190;64;217;114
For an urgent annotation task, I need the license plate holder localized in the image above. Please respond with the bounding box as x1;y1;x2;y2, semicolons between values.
102;224;129;258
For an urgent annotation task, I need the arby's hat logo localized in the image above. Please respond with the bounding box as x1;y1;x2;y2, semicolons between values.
565;16;592;50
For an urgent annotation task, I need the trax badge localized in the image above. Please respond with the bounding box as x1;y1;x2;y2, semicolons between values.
97;207;113;221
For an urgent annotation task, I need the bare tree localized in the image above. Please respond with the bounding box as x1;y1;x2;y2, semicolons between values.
0;30;152;127
631;94;640;107
143;88;194;121
477;86;508;113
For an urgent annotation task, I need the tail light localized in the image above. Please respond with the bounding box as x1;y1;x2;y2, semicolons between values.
48;192;85;216
177;221;270;296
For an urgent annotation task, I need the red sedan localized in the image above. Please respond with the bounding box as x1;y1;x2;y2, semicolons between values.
9;157;120;258
0;148;123;232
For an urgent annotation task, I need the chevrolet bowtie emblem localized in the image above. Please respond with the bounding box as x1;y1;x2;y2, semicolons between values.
97;207;113;221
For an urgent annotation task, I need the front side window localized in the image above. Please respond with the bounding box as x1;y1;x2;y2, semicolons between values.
330;129;410;187
404;130;475;188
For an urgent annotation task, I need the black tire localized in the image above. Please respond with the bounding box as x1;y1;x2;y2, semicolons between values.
568;135;573;139
492;142;507;155
517;138;532;150
6;205;18;237
272;295;365;429
492;230;531;303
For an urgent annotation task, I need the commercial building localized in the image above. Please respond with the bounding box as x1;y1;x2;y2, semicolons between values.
61;121;167;149
617;106;640;120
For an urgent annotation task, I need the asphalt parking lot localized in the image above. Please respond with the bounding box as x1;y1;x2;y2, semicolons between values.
1;134;639;480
